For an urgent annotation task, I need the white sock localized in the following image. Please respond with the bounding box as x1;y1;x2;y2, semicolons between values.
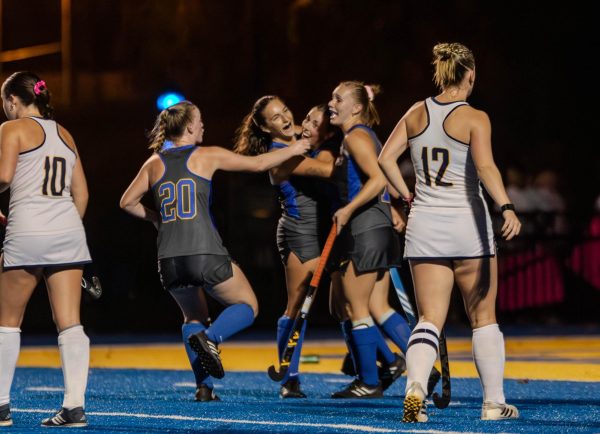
405;321;439;394
58;325;90;409
0;327;21;406
352;316;375;330
472;323;505;404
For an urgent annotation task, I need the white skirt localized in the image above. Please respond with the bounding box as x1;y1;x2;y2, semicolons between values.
405;204;496;260
2;229;91;269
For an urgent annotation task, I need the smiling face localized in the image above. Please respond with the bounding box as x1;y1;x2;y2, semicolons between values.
328;84;360;127
260;98;295;141
301;106;329;148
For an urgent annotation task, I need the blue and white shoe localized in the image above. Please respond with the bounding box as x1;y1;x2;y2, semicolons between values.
41;407;87;427
0;404;12;427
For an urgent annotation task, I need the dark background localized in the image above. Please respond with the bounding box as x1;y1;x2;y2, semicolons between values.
1;1;597;335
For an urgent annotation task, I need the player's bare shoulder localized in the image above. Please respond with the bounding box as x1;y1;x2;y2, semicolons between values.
462;105;491;128
405;100;426;120
56;123;78;153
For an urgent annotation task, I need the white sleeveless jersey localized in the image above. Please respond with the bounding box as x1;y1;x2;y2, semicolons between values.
6;117;84;236
409;97;484;208
404;98;495;259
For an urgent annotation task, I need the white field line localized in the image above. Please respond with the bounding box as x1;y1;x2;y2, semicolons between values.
24;386;63;392
11;408;502;433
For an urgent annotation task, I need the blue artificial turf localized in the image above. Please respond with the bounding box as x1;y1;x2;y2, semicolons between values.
6;368;600;433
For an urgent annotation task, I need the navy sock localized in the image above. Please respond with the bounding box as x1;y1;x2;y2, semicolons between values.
374;325;396;364
205;304;254;344
286;320;307;382
381;312;411;354
351;326;379;386
277;316;293;360
182;323;212;388
341;320;358;374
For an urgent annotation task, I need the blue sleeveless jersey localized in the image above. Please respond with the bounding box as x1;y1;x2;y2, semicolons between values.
334;124;392;235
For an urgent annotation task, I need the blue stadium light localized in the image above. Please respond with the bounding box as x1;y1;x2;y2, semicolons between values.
156;92;185;110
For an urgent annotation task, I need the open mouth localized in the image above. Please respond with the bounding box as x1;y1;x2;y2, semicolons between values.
301;128;311;138
329;109;338;120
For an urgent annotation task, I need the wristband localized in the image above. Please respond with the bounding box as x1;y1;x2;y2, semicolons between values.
501;203;515;212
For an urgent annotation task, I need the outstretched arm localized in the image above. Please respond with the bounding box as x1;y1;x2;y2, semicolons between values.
205;140;311;175
270;153;335;183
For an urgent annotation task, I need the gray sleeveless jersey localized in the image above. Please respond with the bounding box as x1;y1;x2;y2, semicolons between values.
6;117;85;236
409;98;486;208
151;145;228;259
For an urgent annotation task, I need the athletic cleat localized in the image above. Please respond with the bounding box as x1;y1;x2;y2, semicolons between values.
41;407;87;427
188;331;225;379
380;353;406;391
0;404;12;427
331;379;383;399
340;352;356;377
426;366;442;397
481;401;519;420
279;378;307;399
195;384;221;402
402;382;426;423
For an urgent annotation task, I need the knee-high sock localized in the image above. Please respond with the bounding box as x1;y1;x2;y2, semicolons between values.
351;319;379;386
58;325;89;409
374;325;396;365
379;309;411;354
277;316;307;383
182;323;212;388
405;321;439;394
0;327;20;406
473;324;506;404
205;303;254;344
285;320;307;383
277;316;293;360
340;320;357;374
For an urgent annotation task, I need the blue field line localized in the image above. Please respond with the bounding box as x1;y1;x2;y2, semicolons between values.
6;368;600;433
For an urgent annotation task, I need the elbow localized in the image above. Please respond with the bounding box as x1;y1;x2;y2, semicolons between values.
377;159;389;176
254;156;269;173
119;196;130;211
374;173;387;192
0;172;12;186
475;163;496;177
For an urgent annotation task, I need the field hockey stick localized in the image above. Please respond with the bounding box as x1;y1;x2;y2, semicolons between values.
434;329;451;408
81;275;103;299
390;267;450;408
268;223;337;382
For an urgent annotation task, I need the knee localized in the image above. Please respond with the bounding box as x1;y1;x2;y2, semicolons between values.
469;316;497;330
368;304;389;323
417;315;445;334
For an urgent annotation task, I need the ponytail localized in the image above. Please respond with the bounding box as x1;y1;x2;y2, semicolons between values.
233;95;277;155
2;71;54;119
147;101;195;152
